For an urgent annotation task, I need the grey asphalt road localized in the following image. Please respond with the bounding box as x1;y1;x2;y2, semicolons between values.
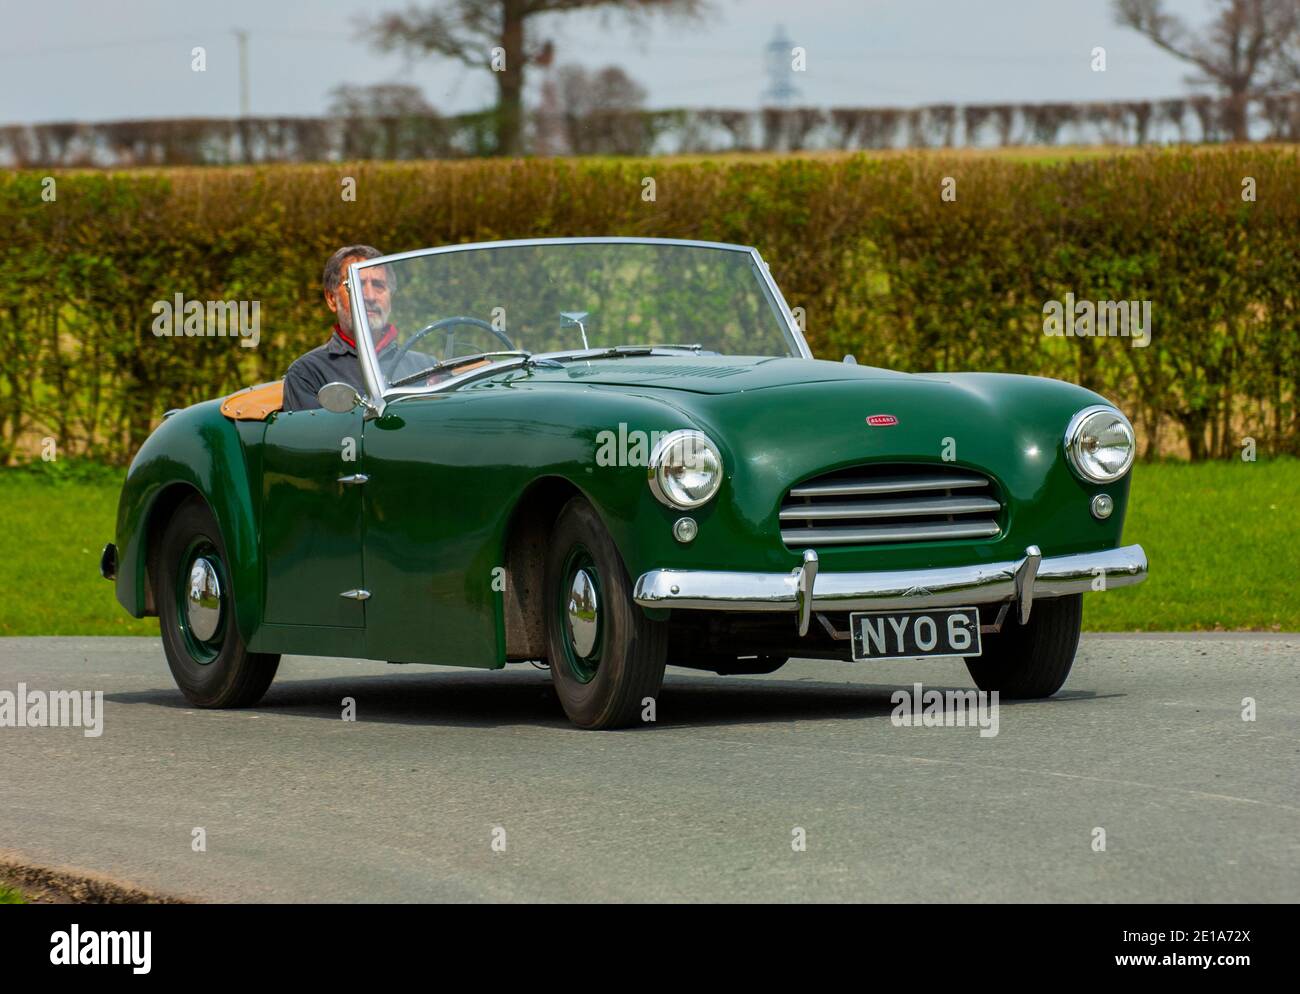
1;634;1296;903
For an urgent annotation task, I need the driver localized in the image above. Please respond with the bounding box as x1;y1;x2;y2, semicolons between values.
282;244;411;412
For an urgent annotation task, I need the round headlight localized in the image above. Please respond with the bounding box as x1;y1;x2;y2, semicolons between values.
1064;406;1136;483
648;430;723;509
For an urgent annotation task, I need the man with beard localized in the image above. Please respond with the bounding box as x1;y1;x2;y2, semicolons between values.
281;244;415;411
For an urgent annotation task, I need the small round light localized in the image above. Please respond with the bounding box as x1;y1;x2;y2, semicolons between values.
1091;493;1114;520
1064;406;1136;483
648;429;723;509
673;517;698;543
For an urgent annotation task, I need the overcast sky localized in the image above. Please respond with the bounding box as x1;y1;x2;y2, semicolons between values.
0;0;1216;125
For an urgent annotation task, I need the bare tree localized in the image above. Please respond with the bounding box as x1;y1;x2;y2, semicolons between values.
1271;8;1300;87
367;0;703;156
556;64;646;117
328;84;443;159
553;63;648;153
1113;0;1300;141
328;83;437;118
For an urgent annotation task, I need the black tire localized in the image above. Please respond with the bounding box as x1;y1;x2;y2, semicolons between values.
964;594;1082;698
156;495;280;707
544;496;667;729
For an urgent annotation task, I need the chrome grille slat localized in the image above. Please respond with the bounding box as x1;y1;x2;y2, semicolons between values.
788;473;988;498
779;496;1001;521
782;521;1002;545
780;464;1002;548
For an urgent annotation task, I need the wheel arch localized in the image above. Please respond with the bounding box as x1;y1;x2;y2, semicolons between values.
114;402;263;645
499;476;586;661
141;481;204;615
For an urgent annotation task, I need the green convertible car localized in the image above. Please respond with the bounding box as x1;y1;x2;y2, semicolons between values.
102;237;1147;728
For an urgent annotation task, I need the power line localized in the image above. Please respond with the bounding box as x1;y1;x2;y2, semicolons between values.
0;27;1142;66
0;32;202;59
0;27;359;60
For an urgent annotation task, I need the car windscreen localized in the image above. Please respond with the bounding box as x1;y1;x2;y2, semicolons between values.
350;241;800;391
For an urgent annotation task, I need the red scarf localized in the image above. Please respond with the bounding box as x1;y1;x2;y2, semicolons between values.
335;322;397;353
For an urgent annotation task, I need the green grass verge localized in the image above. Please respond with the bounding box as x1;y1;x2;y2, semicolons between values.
0;885;27;904
0;462;155;637
1;459;1295;635
1082;458;1298;632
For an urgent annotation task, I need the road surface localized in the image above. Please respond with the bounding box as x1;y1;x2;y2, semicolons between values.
0;634;1295;902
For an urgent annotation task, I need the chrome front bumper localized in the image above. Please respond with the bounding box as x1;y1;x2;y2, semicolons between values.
633;544;1147;636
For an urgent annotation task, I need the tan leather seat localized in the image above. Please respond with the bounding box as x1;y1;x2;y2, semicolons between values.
221;362;493;420
425;357;492;382
221;381;285;421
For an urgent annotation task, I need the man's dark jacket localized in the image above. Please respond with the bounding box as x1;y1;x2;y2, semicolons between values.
282;324;404;412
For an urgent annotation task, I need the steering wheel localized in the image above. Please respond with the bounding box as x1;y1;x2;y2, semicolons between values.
389;315;515;369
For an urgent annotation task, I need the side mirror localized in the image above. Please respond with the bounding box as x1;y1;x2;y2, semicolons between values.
317;382;364;414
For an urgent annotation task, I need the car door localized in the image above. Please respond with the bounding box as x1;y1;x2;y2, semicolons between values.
359;391;508;666
261;407;368;628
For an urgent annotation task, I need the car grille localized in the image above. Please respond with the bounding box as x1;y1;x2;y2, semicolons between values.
780;464;1002;547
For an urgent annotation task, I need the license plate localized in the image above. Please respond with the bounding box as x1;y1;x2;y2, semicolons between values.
850;606;982;661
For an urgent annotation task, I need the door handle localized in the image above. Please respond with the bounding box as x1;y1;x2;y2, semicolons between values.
337;474;369;486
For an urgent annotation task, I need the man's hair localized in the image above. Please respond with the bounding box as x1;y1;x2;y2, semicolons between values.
323;244;383;295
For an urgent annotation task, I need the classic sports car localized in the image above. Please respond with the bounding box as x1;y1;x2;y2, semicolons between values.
102;237;1147;728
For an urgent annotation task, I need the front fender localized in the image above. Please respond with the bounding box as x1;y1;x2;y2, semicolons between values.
114;400;263;645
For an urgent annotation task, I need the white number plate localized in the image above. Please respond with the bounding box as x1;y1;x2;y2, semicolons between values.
849;606;982;660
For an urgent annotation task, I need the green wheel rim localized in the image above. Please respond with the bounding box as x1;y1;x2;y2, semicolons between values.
176;537;228;665
557;545;603;684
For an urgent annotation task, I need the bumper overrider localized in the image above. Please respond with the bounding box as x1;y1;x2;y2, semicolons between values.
633;544;1147;636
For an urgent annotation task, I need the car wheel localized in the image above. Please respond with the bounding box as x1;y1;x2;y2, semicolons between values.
544;496;667;729
157;495;280;707
964;593;1082;698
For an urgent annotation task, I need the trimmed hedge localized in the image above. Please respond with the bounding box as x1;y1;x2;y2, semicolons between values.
1;148;1296;464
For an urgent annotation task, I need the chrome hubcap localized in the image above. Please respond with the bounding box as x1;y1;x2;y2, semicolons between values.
186;557;222;642
566;568;599;659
